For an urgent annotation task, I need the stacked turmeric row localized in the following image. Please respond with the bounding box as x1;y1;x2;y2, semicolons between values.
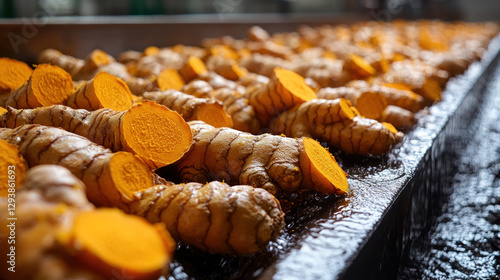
0;20;497;280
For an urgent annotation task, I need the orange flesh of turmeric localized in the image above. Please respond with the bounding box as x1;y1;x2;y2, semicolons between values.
302;138;348;194
143;46;160;56
89;49;111;67
347;54;376;77
122;101;193;168
108;152;155;201
69;208;174;279
0;107;6;115
0;58;32;93
196;103;233;128
179;56;207;82
355;91;387;120
382;83;413;91
93;72;134;111
382;122;399;134
31;64;74;106
157;69;185;91
274;68;316;102
0;140;26;196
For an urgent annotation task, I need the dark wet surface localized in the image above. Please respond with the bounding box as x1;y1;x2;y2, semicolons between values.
398;58;500;280
163;37;500;280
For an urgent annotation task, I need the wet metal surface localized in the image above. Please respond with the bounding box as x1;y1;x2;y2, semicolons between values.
399;57;500;280
166;37;500;280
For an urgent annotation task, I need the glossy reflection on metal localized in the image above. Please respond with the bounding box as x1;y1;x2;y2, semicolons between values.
168;36;500;280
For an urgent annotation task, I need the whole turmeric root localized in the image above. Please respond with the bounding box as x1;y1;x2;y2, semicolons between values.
142;90;233;128
175;121;348;195
0;164;175;280
129;181;284;255
212;88;261;134
270;99;404;155
1;64;74;109
0;125;157;209
0;101;193;169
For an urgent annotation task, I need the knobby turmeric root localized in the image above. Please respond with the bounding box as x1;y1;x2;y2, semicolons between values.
245;68;317;126
270;99;404;155
0;64;74;109
0;57;32;94
175;121;348;195
182;79;214;98
129;181;285;255
0;165;175;280
213;88;261;134
142;90;233;128
0;125;156;209
379;105;417;131
66;72;135;111
0;139;26;196
0;101;193;169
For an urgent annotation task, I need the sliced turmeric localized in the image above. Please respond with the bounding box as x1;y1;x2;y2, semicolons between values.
1;64;74;109
344;54;376;78
0;57;32;94
270;99;404;155
206;55;248;81
179;56;207;82
175;121;348;195
212;88;261;134
157;68;185;91
65;72;135;111
38;48;85;78
129;181;284;255
0;139;26;196
0;125;157;209
245;67;317;127
142;90;233;128
0;101;193;169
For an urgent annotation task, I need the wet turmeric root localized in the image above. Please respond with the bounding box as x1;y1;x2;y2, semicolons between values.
0;139;27;196
0;101;192;169
245;67;317;126
0;64;74;109
142;90;233;128
0;165;174;280
270;99;404;155
66;72;135;111
175;121;348;195
129;181;285;255
0;57;32;95
379;105;417;131
0;125;157;209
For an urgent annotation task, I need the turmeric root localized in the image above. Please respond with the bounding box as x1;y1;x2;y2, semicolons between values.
0;164;174;280
206;55;248;81
316;87;388;120
343;54;376;78
179;56;207;82
0;125;157;209
0;139;26;196
182;80;214;98
245;68;317;127
129;181;284;255
175;121;348;195
38;48;85;78
212;88;261;134
65;72;135;111
142;90;233;128
1;64;73;109
198;72;246;94
0;102;192;169
379;105;417;131
270;99;404;155
0;57;32;94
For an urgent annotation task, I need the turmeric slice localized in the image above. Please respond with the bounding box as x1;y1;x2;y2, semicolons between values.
1;64;73;109
65;72;135;111
0;125;156;209
157;68;185;91
317;87;388;120
38;48;85;78
68;209;175;280
213;88;261;134
129;181;284;255
0;139;26;196
270;99;403;155
0;101;193;169
78;49;114;78
344;54;376;78
0;57;32;94
246;67;317;126
206;55;248;81
175;121;348;195
179;56;207;82
142;90;233;128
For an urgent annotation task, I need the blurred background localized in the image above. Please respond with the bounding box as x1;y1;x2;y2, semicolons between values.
0;0;499;21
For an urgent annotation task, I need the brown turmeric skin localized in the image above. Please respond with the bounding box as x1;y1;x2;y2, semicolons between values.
212;87;261;134
0;57;32;94
38;48;85;78
175;121;348;195
65;72;135;111
1;64;74;109
0;101;193;169
270;99;404;155
0;125;156;210
0;139;27;196
129;181;285;255
246;68;317;127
